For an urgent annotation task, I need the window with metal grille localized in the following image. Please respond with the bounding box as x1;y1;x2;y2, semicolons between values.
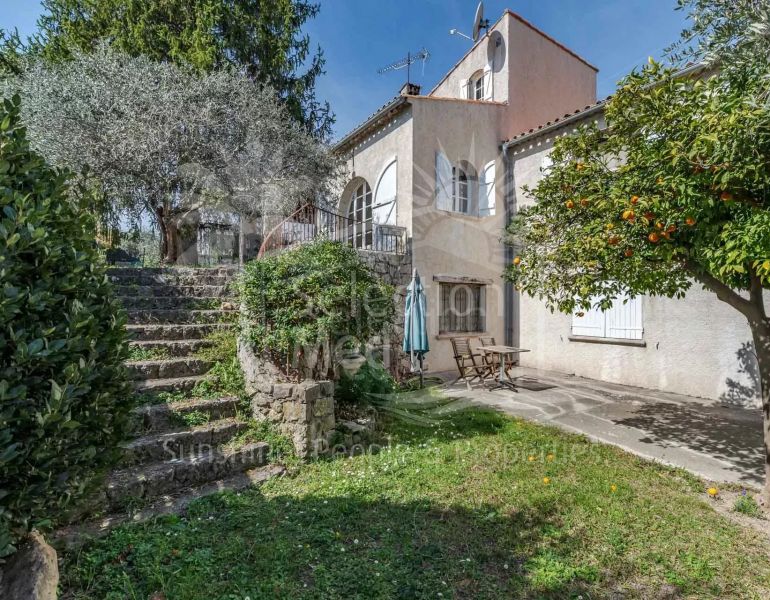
439;283;486;333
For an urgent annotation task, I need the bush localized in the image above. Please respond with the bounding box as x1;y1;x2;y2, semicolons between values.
335;361;396;407
240;240;395;379
0;95;131;556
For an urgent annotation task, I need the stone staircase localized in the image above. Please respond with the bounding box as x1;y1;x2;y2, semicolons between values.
64;267;284;537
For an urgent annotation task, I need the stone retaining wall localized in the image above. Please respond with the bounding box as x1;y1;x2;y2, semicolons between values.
239;342;336;458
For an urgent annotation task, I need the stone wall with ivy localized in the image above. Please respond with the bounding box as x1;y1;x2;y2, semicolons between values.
356;249;412;377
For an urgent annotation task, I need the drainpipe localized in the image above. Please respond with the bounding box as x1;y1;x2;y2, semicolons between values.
502;148;519;350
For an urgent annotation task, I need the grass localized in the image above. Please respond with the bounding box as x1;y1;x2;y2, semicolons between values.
127;345;169;361
60;394;770;599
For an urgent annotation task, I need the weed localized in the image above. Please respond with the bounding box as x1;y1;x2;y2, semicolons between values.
734;492;764;518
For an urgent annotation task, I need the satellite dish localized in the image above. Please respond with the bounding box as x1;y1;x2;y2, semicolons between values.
472;1;489;42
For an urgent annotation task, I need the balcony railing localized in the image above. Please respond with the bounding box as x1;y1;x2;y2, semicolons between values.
259;204;408;257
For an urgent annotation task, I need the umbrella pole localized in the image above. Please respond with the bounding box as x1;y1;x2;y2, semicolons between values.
419;354;424;389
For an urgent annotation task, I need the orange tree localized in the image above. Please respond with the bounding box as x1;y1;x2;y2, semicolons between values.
505;22;770;495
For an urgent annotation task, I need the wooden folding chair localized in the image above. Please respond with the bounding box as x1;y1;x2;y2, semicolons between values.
451;337;491;388
479;336;513;378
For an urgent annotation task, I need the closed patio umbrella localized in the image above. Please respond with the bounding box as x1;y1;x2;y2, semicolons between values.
403;269;429;387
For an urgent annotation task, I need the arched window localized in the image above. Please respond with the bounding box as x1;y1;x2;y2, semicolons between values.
347;181;373;249
468;70;484;100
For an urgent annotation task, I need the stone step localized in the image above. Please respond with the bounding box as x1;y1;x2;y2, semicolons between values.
119;296;236;310
127;323;232;341
54;464;285;548
116;284;232;298
135;375;207;394
108;266;238;278
109;272;236;287
132;396;241;433
127;358;213;381
129;339;214;357
126;309;238;325
105;442;269;510
122;418;248;465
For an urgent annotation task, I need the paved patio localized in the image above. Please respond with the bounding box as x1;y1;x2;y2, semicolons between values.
437;366;764;487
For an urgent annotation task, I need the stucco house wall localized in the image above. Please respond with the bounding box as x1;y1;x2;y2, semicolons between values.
510;123;764;407
410;97;509;372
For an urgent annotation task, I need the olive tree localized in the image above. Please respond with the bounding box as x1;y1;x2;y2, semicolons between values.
6;46;337;263
506;1;770;498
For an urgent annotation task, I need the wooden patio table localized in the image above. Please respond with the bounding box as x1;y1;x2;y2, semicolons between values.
476;345;531;391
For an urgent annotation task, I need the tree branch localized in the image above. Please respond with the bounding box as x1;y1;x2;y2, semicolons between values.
683;258;762;320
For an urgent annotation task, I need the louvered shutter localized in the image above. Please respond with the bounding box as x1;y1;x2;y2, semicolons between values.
483;65;493;100
607;294;643;340
572;298;606;337
479;161;495;217
435;152;453;211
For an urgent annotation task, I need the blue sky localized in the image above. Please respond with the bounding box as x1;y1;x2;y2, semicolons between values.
1;1;689;140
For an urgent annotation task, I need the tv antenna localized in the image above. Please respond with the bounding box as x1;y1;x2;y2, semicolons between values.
377;48;430;84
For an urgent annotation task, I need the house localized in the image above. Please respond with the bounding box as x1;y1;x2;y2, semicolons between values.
332;9;597;373
503;98;764;407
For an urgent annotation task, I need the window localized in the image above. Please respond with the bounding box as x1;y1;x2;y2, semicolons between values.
473;75;484;100
439;283;486;334
346;181;372;249
453;166;469;213
571;293;643;340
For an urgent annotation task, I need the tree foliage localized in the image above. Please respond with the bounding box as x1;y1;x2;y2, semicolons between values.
6;46;338;262
0;95;130;556
506;60;770;314
240;241;395;380
3;0;333;138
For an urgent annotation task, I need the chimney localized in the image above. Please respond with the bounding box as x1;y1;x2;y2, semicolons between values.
400;82;421;96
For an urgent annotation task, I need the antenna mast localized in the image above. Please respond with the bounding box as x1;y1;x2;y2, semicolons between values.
377;48;430;84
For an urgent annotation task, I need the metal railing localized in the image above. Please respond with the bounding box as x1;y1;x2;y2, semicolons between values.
259;204;407;257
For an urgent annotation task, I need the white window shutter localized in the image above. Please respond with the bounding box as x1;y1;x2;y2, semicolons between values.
483;66;493;100
373;160;397;225
607;294;643;340
572;298;605;337
479;161;495;217
435;152;453;211
459;78;468;99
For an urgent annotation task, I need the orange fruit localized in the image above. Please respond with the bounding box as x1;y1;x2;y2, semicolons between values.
580;198;589;207
685;216;696;226
608;235;620;246
624;248;634;257
565;200;575;209
622;209;635;221
666;224;676;233
630;195;640;205
655;221;665;230
644;211;655;221
648;232;660;243
720;191;734;202
513;256;522;266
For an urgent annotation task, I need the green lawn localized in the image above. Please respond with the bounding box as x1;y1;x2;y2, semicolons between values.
61;400;770;599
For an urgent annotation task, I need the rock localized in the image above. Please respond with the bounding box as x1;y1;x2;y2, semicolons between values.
0;531;59;600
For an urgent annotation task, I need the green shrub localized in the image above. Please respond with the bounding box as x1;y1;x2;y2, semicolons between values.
734;493;763;518
239;240;394;379
0;95;131;556
335;361;396;407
